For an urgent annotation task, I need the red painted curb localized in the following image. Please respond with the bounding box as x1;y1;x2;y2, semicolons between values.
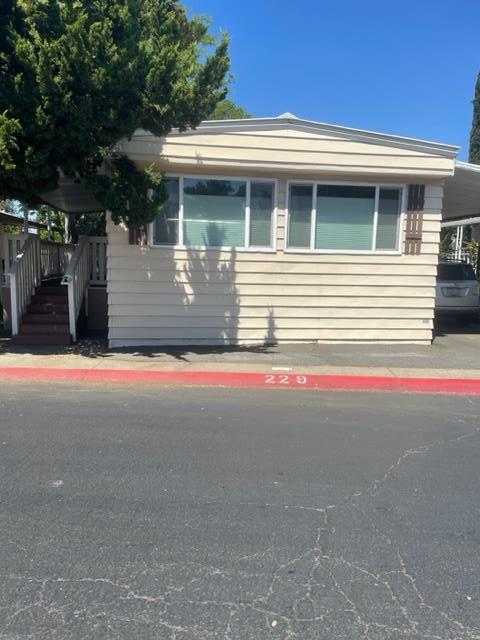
0;366;479;394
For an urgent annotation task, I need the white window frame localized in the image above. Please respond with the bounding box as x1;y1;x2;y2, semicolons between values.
149;174;278;253
285;180;406;255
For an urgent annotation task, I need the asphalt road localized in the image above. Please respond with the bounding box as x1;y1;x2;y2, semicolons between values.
0;383;479;639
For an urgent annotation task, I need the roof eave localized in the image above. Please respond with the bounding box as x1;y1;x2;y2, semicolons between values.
131;116;460;159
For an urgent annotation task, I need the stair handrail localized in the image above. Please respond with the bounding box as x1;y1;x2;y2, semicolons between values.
61;236;90;341
9;235;41;336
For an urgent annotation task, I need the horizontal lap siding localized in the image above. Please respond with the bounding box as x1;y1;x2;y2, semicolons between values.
107;249;440;264
107;181;442;347
108;273;435;286
110;306;434;317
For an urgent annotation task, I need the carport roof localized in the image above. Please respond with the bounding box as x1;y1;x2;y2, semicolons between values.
38;178;104;215
443;161;480;220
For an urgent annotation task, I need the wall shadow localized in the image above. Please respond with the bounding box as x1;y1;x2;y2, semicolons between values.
181;223;240;347
135;221;277;360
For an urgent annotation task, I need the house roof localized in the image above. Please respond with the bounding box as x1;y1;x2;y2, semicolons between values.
37;113;464;213
156;113;460;159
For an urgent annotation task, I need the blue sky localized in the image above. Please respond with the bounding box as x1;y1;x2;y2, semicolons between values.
186;0;479;160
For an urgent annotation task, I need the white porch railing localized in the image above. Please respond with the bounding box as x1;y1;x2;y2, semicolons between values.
61;236;90;342
9;235;42;335
3;234;106;286
40;240;74;279
5;232;106;341
2;233;29;286
88;236;107;285
440;251;471;264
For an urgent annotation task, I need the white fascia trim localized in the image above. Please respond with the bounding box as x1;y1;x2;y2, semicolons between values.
131;117;460;159
455;160;480;173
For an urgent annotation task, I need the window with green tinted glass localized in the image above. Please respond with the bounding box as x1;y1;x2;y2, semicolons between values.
287;182;402;252
153;177;275;248
375;188;401;250
315;186;375;250
153;178;179;245
184;179;246;247
288;184;313;248
250;182;274;247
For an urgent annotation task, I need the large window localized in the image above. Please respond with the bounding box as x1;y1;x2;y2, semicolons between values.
287;182;403;252
153;176;275;249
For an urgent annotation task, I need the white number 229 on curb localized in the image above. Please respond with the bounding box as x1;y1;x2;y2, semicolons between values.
264;374;308;385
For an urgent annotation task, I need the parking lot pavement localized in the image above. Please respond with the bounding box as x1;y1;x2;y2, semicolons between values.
1;382;480;639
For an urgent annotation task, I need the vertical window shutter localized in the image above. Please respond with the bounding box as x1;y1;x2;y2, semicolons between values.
129;227;146;245
404;185;425;255
128;227;137;245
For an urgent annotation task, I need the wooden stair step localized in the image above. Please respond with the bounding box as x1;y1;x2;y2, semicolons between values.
20;323;69;335
28;303;68;314
36;286;67;296
23;313;69;324
31;294;68;305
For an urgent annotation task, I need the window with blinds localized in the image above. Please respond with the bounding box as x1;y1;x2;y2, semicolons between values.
287;182;402;252
288;184;313;248
250;182;274;247
153;177;180;245
153;177;275;249
376;188;402;250
184;179;246;247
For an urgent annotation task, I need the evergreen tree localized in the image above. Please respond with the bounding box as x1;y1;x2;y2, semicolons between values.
469;71;480;164
0;0;230;228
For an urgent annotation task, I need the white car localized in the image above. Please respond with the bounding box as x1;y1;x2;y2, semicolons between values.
435;262;480;321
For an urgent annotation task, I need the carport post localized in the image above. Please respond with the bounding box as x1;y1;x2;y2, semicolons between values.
454;225;464;261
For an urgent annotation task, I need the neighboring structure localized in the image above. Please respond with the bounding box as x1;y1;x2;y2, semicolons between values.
107;114;458;347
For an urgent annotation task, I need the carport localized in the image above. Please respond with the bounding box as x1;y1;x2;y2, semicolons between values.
435;161;480;339
442;161;480;260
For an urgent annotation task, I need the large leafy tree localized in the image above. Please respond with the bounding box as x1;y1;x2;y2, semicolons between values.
210;98;251;120
469;71;480;164
0;0;230;227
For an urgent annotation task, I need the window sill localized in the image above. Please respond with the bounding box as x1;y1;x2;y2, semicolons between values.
149;244;277;254
284;248;402;256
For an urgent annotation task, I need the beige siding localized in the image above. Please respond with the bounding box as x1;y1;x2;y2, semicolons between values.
107;180;443;347
119;128;454;178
